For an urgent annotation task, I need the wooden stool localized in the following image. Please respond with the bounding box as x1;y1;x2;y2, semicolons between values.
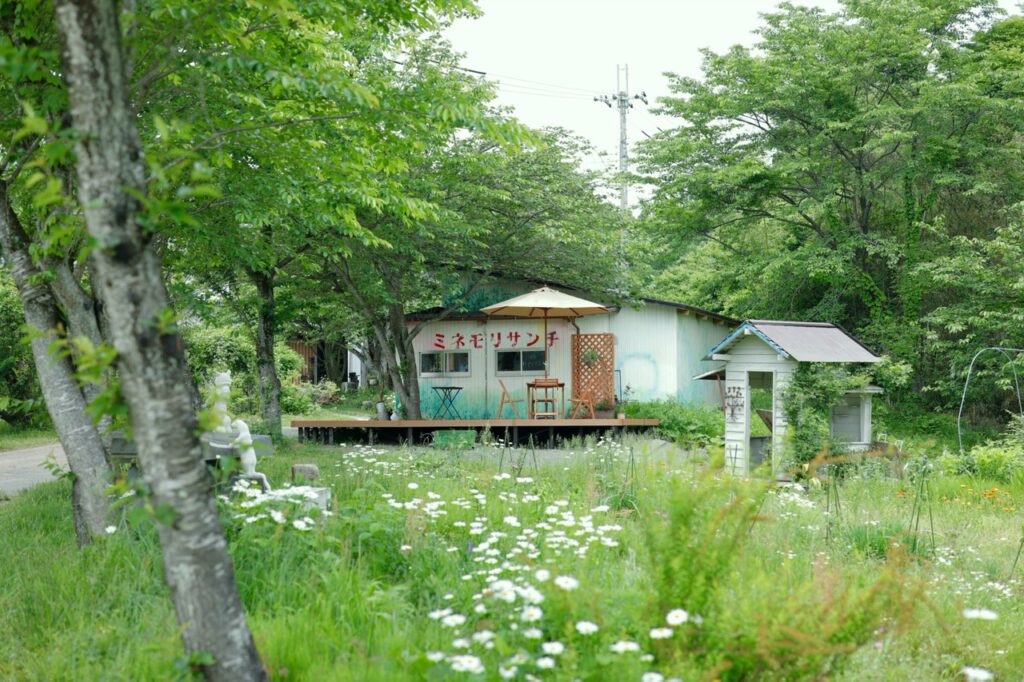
496;379;523;418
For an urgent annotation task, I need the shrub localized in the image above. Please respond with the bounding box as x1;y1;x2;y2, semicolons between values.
0;274;47;427
183;323;309;416
644;474;918;679
623;399;722;446
845;522;918;560
782;363;871;468
932;417;1024;483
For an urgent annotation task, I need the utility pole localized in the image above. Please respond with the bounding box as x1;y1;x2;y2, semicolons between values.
594;64;647;211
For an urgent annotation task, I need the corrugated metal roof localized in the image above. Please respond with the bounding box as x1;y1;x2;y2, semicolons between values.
707;320;880;363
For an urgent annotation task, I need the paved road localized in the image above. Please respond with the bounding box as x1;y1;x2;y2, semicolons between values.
0;442;66;496
0;428;298;497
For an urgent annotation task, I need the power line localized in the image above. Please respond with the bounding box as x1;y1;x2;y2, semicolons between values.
494;83;594;101
482;71;603;96
389;54;603;99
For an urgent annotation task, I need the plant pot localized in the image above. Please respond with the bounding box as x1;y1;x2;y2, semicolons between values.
595;409;614;419
617;412;626;420
375;402;388;420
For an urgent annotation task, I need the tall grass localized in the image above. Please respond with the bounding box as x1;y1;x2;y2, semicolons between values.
1;437;1022;679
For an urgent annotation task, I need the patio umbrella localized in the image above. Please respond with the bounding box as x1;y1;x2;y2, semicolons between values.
480;286;609;377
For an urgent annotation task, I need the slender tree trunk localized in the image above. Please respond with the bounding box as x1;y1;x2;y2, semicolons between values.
0;184;111;544
323;338;345;384
252;271;282;438
49;259;113;449
52;2;266;679
388;312;421;419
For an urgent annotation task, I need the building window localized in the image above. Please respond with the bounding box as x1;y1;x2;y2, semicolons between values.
447;351;470;374
420;351;470;376
496;349;545;374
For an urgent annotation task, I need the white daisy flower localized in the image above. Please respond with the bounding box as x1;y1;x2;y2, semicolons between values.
666;608;689;625
554;575;579;591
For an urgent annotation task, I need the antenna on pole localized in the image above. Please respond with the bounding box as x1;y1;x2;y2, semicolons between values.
594;64;647;212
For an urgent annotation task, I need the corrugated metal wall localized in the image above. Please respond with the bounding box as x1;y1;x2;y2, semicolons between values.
676;313;733;404
412;317;573;419
411;301;734;418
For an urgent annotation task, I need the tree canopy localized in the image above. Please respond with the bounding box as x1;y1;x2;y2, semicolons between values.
637;0;1024;417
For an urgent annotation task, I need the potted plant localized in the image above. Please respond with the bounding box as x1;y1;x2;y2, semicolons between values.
580;349;600;366
594;398;614;419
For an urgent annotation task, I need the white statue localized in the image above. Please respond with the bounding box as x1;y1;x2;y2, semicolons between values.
231;418;271;492
212;371;233;434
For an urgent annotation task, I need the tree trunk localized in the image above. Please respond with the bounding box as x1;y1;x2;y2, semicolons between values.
0;184;111;544
322;338;346;384
52;2;266;679
252;271;282;439
49;259;114;450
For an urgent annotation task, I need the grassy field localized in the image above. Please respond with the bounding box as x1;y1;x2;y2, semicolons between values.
0;426;58;451
0;436;1021;680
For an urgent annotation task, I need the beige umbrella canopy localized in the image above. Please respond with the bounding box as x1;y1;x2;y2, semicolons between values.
481;286;609;376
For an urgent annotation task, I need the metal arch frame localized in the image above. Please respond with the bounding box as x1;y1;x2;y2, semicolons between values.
956;346;1024;453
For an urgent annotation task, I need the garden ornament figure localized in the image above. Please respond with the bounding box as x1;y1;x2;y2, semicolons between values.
212;370;233;434
231;418;271;492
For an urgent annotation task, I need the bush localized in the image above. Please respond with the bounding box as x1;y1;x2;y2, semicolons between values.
782;363;871;467
182;323;311;416
0;274;47;427
932;417;1024;483
623;399;722;446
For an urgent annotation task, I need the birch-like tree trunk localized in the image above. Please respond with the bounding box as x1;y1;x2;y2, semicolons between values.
51;1;266;679
0;183;111;544
49;259;114;448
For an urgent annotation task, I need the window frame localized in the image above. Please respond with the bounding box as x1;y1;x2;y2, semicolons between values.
495;348;546;377
419;350;471;377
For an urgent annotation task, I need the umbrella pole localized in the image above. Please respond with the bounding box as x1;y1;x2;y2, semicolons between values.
543;311;549;378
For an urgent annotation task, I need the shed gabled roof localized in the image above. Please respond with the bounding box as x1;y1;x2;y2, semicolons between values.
706;320;880;363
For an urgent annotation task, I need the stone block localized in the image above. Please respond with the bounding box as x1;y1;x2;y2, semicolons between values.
291;463;320;483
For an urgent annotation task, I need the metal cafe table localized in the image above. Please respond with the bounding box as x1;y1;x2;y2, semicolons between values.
527;377;565;419
431;385;463;419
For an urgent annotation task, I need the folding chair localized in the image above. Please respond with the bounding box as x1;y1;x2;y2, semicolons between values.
496;379;524;418
569;390;596;419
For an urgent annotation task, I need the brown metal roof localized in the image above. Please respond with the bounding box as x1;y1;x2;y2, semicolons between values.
747;320;880;363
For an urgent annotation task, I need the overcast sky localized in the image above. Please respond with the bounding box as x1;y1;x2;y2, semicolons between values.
445;0;1019;197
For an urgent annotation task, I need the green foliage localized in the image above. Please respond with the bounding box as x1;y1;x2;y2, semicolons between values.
182;323;312;416
0;274;45;427
623;399;723;446
5;438;1024;679
936;417;1024;483
782;364;872;467
844;522;919;560
637;0;1024;421
644;475;919;679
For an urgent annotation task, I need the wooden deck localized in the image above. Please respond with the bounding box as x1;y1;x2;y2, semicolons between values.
291;417;659;446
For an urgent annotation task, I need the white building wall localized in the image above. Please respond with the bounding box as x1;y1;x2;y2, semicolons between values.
410;316;573;418
722;335;798;474
585;305;680;402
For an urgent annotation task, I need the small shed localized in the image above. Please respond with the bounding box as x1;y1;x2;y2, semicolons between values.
699;320;881;475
